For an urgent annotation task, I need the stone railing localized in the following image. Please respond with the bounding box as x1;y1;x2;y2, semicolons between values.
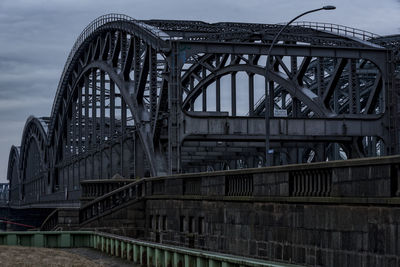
289;169;332;197
225;173;253;196
81;179;135;202
79;180;145;223
79;155;400;225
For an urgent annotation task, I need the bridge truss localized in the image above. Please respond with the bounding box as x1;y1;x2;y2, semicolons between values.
6;14;400;205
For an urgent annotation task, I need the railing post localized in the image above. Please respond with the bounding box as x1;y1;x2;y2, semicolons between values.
164;250;172;266
127;243;132;261
134;244;140;263
140;245;147;265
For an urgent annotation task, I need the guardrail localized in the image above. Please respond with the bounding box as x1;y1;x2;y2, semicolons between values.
292;21;380;41
0;231;302;267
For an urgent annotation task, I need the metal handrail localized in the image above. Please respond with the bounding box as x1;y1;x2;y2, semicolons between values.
79;178;144;223
292;21;380;40
40;209;58;231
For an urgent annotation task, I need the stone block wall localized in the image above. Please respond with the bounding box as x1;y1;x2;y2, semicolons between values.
77;155;400;267
146;199;400;267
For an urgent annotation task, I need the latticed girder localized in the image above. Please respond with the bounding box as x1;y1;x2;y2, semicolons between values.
6;14;400;206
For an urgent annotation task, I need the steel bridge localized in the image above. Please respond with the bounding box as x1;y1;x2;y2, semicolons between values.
6;14;400;207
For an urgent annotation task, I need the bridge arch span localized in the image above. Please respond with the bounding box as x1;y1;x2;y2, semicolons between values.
18;116;49;202
5;14;398;205
7;146;21;204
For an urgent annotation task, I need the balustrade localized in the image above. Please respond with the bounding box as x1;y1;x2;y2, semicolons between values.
289;169;332;197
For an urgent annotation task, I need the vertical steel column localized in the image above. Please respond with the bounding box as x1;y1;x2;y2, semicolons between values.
121;97;127;176
110;79;115;175
133;37;141;92
168;43;181;173
65;115;71;160
71;100;76;157
119;32;126;72
216;77;221;112
317;57;325;97
349;59;360;114
100;71;105;179
71;94;77;189
92;69;97;179
65;117;70;190
100;71;105;141
110;80;116;138
78;85;83;155
248;73;254;116
270;57;277;116
291;56;300;118
231;72;236;116
202;68;207;112
149;47;158;127
92;69;97;145
84;75;90;180
216;56;221;112
190;77;195;111
84;75;90;153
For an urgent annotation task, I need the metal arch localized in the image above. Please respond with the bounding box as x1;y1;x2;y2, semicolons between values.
19;116;48;171
44;16;172;177
7;146;20;182
48;14;169;142
52;60;161;176
7;146;21;202
181;63;330;117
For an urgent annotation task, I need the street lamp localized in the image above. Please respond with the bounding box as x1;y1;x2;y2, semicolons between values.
264;5;336;167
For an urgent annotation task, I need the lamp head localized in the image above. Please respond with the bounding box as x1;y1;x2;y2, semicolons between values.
323;5;336;10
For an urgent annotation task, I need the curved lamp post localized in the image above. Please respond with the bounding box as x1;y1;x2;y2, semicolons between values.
264;5;336;166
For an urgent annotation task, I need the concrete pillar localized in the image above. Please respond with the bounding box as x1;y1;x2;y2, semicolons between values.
33;234;44;247
127;243;132;261
209;259;220;267
196;257;207;267
147;247;154;267
164;251;172;267
140;245;146;265
120;241;126;259
185;255;196;267
60;233;70;248
115;240;119;257
174;252;183;267
134;244;140;263
155;248;163;267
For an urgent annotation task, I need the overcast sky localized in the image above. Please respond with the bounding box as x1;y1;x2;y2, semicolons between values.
0;0;399;182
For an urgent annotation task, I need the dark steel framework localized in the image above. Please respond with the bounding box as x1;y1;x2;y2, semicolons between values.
6;14;400;206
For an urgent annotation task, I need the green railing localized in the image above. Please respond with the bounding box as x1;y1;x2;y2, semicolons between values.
0;231;302;267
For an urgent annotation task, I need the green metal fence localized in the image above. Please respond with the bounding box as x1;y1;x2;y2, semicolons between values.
0;231;302;267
